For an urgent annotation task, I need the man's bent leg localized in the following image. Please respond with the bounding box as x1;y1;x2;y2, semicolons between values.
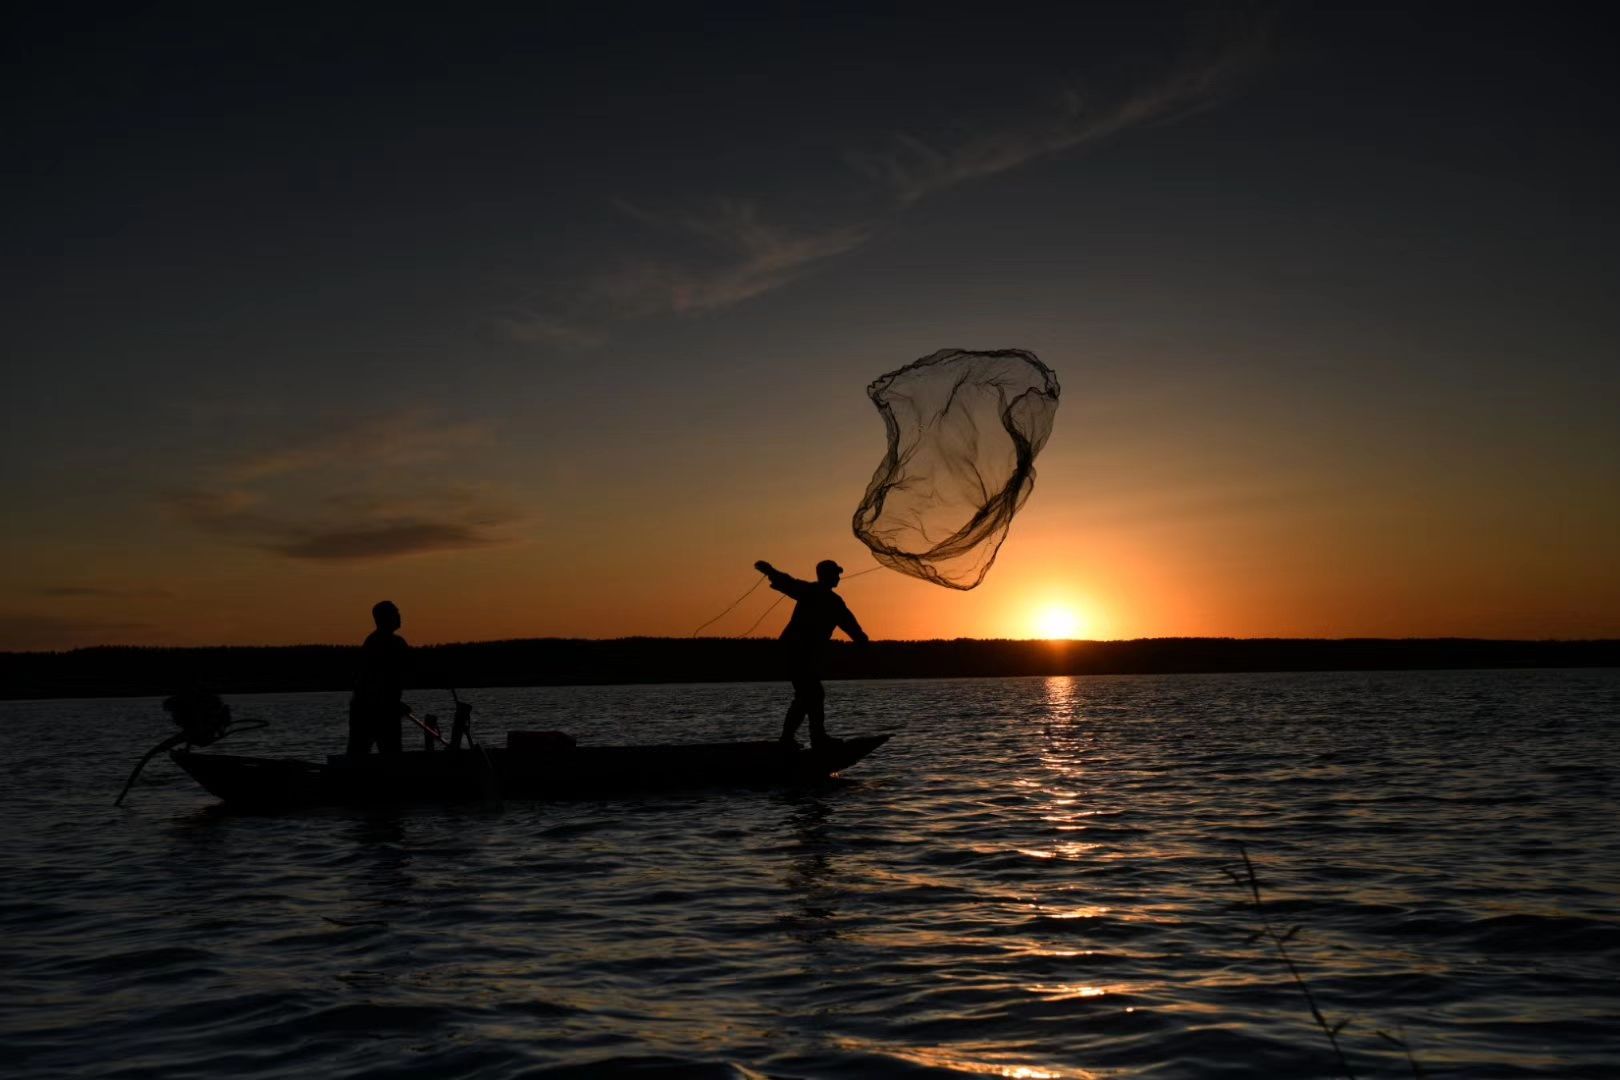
783;679;812;743
802;679;830;747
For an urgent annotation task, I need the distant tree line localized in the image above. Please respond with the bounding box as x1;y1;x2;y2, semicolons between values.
2;637;1616;701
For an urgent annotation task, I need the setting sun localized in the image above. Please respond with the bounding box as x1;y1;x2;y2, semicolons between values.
1034;605;1083;640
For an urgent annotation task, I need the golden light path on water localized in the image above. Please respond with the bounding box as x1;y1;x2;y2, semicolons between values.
834;676;1154;1080
6;670;1616;1076
834;1037;1105;1079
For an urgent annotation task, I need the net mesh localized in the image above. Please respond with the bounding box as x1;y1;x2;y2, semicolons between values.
853;348;1060;589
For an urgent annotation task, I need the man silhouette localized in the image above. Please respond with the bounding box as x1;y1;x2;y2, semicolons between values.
347;600;409;756
753;558;868;749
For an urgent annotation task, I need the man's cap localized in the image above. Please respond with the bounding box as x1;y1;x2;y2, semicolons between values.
815;559;844;576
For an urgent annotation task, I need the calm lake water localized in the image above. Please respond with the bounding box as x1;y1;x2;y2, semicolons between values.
3;670;1617;1079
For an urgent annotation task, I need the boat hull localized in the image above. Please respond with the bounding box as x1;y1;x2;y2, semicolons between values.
170;735;891;809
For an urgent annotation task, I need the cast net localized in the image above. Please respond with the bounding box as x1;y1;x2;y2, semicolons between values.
853;348;1060;589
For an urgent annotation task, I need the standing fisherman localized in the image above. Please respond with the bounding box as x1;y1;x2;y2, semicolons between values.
348;600;410;756
753;559;868;749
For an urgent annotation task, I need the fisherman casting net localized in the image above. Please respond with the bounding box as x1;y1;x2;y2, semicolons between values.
853;348;1060;589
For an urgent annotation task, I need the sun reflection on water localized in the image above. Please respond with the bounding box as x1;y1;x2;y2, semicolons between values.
837;1037;1103;1079
1025;982;1115;1001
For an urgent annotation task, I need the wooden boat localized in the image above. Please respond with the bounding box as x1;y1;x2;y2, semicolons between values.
169;733;892;809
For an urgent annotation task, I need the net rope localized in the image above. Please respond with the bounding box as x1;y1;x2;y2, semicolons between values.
691;565;882;637
689;575;767;637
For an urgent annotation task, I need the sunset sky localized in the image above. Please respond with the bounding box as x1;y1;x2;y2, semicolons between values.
4;4;1617;650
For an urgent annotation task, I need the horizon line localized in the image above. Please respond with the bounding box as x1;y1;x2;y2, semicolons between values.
7;633;1619;656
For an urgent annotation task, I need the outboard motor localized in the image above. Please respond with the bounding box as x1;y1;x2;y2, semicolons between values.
115;689;261;805
162;689;233;747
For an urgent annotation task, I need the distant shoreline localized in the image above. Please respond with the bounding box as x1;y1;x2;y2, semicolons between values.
2;637;1616;701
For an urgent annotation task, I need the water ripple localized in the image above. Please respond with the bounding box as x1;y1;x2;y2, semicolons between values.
3;669;1618;1077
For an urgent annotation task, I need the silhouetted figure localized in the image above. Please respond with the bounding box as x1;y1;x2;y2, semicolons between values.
754;559;868;749
347;600;409;756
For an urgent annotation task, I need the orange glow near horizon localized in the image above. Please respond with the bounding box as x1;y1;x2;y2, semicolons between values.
4;419;1619;649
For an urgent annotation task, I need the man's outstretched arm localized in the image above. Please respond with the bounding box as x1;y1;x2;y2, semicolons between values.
754;560;810;599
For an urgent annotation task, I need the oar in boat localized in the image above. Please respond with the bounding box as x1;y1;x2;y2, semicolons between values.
406;692;501;807
405;707;450;747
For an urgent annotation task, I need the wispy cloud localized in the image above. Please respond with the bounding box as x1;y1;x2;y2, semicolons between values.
512;20;1270;344
593;200;871;317
227;409;493;483
164;488;278;537
271;521;507;561
501;201;869;345
850;35;1268;204
495;313;610;349
165;410;524;563
165;486;519;562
